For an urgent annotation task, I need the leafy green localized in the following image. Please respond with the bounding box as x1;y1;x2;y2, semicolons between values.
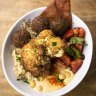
65;46;82;59
70;37;85;45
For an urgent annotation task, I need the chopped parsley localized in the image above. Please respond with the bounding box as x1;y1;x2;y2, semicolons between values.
16;55;21;62
17;78;20;81
56;78;63;83
52;42;57;46
55;73;63;83
23;78;29;84
36;77;40;81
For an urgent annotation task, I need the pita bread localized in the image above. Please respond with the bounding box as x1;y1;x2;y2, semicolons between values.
40;0;72;26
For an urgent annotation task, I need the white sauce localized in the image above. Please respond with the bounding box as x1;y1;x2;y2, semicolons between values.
33;78;63;92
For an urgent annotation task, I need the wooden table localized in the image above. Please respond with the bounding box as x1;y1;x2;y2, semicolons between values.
0;0;96;96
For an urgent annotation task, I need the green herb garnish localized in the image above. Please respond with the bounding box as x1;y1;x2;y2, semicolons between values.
36;77;40;81
52;42;57;46
23;78;29;84
55;73;63;83
17;78;20;81
56;78;63;83
16;55;21;62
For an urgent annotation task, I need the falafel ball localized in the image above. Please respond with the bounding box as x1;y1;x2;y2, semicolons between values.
49;18;69;36
31;16;49;33
21;41;51;77
12;29;31;48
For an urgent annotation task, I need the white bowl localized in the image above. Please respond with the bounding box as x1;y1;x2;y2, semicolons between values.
2;7;93;96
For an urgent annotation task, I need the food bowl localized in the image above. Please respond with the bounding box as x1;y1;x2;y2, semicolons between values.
2;7;93;96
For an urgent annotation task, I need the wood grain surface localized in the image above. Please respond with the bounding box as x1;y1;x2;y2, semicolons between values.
0;0;96;96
